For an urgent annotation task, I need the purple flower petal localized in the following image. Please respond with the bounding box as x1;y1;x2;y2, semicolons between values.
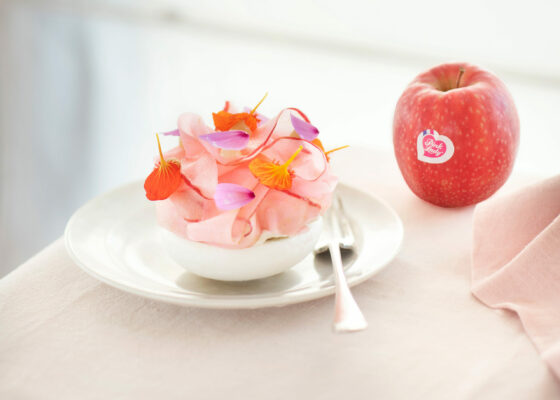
162;129;180;136
199;130;250;150
290;114;319;141
214;183;255;210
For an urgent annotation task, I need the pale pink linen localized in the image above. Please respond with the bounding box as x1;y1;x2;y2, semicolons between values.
2;149;560;399
472;175;560;377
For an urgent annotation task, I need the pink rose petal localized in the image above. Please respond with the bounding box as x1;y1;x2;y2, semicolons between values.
186;211;261;248
214;183;255;210
199;130;250;150
180;152;218;199
290;114;319;141
256;189;321;236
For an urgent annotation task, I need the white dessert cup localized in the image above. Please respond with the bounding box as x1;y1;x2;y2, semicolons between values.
159;217;323;281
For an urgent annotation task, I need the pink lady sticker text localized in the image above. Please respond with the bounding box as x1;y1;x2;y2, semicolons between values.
417;129;454;164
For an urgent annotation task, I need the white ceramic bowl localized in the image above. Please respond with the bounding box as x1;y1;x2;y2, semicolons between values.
159;218;323;281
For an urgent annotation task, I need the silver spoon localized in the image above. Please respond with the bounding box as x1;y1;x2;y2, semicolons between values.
315;195;367;333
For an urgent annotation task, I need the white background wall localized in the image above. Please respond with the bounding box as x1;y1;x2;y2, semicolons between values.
1;0;559;276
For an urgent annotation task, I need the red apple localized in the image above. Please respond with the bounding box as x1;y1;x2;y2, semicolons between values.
393;62;519;207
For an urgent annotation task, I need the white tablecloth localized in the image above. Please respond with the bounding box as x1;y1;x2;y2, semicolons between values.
1;148;559;399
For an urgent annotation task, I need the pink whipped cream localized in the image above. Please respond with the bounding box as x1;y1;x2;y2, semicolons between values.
155;107;337;248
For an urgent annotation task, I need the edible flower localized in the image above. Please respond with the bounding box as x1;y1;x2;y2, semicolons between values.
249;145;303;191
291;114;319;141
212;93;268;133
199;130;250;150
214;183;256;210
144;134;182;201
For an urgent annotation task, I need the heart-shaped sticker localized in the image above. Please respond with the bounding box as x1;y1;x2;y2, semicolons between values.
417;129;454;164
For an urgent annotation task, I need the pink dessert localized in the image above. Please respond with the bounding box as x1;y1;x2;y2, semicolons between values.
144;95;344;249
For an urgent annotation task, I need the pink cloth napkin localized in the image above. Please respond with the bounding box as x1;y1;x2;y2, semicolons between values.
472;174;560;377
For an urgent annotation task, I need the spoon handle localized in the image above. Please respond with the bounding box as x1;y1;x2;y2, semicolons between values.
334;196;355;249
327;209;367;333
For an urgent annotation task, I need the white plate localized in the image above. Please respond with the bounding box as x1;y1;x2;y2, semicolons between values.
65;182;403;309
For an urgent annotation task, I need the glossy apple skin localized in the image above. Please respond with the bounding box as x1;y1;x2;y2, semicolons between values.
393;63;520;207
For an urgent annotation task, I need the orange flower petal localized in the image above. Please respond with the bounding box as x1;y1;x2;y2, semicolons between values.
212;111;259;132
144;160;182;201
249;145;302;191
249;158;293;191
212;94;267;132
243;113;258;131
212;111;244;131
144;134;182;201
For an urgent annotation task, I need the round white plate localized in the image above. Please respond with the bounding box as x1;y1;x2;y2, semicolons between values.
65;182;403;309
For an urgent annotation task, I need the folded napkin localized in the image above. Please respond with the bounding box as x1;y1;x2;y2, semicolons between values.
472;175;560;377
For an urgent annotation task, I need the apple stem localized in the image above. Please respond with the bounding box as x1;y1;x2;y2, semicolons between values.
455;67;465;89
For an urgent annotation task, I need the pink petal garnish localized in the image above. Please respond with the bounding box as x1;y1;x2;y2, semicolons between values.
162;129;180;136
214;183;255;210
290;114;319;141
199;130;250;150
